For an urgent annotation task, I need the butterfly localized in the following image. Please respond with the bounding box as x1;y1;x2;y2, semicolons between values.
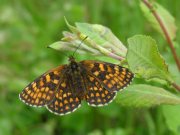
19;56;134;116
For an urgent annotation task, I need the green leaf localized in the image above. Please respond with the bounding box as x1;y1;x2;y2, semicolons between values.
48;41;99;55
140;1;177;40
116;84;180;107
127;35;173;82
162;105;180;135
64;16;80;34
75;22;127;57
49;19;126;60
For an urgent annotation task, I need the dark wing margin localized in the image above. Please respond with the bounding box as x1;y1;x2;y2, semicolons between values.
19;65;66;107
80;60;134;92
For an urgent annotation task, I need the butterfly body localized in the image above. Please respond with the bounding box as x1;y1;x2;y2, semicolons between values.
19;56;134;115
66;62;87;99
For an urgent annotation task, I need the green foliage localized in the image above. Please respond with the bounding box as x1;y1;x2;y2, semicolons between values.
116;84;180;107
1;0;180;135
75;22;127;57
127;35;173;82
162;105;180;135
140;1;177;40
49;19;127;59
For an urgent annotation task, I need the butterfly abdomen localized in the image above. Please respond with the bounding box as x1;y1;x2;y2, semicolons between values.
66;61;87;98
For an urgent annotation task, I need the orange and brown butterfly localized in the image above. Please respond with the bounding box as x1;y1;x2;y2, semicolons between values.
19;56;134;115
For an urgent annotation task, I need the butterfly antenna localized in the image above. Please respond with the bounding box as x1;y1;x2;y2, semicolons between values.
47;46;69;58
72;36;88;57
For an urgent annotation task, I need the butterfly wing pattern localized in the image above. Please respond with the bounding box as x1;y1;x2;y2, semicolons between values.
80;60;134;107
46;77;81;115
81;60;134;92
19;66;66;107
85;74;117;107
19;57;134;116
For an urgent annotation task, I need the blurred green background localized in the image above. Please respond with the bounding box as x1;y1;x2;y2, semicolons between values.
0;0;180;135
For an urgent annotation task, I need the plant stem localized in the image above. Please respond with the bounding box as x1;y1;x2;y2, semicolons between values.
142;0;180;71
108;52;125;61
172;83;180;92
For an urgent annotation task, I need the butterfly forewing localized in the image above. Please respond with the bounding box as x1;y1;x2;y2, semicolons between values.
80;60;134;92
19;65;66;107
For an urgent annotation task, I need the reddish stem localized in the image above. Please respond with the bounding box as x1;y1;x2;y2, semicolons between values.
143;0;180;71
172;83;180;92
108;52;125;61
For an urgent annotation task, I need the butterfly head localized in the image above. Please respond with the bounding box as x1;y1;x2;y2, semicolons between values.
68;55;76;62
68;55;80;73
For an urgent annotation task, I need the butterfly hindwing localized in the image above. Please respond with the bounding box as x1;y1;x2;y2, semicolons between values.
85;74;117;107
46;78;81;115
80;60;134;92
19;65;66;107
